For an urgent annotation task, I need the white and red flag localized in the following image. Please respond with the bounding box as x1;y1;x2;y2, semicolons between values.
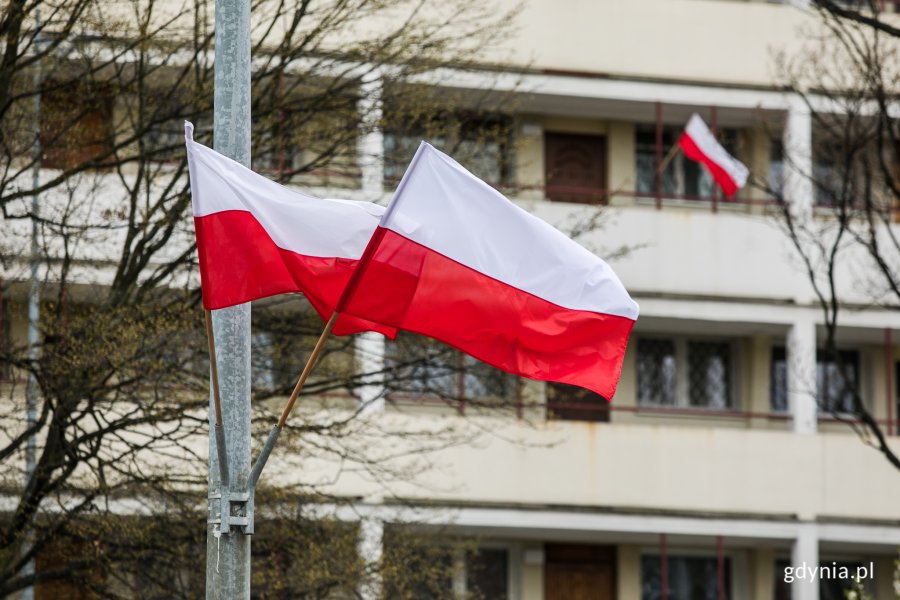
679;113;749;199
339;143;638;399
184;122;396;337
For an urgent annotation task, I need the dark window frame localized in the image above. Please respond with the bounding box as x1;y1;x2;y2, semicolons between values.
769;346;861;414
641;553;732;600
636;335;736;410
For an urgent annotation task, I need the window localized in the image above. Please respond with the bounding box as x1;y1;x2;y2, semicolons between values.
817;349;860;413
773;558;790;600
40;81;114;169
813;143;842;207
818;561;872;600
384;332;518;406
688;341;732;408
770;347;860;414
769;139;785;198
252;112;302;174
547;382;610;422
138;90;200;163
142;119;186;162
466;548;509;600
251;330;278;391
770;347;789;412
382;530;456;600
637;338;677;406
635;125;741;200
251;83;361;184
642;555;731;600
637;337;734;409
250;308;349;394
382;537;509;600
544;132;607;204
250;519;360;600
811;132;869;208
383;112;512;187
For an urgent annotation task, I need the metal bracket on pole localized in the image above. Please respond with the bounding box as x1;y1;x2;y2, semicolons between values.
208;489;250;534
208;425;282;536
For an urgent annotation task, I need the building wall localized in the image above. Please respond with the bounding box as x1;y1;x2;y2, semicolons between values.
6;3;900;598
279;412;900;524
482;0;900;88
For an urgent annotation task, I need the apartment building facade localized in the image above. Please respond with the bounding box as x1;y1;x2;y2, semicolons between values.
337;2;900;599
3;0;900;599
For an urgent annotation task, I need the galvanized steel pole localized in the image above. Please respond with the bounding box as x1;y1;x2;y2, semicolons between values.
206;0;252;595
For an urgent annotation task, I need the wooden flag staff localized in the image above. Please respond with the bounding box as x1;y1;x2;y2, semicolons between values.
276;311;339;428
205;310;224;427
204;306;340;491
249;180;395;491
658;142;681;176
204;309;230;489
244;311;339;492
202;306;340;532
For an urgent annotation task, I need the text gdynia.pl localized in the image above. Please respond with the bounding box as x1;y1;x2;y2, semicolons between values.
784;562;874;583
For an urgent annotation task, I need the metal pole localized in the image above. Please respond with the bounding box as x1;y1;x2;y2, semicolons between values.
206;0;252;594
23;12;43;600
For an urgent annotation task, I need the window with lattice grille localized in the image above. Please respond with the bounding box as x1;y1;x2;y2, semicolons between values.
636;338;677;406
637;336;736;409
770;346;861;414
687;341;731;409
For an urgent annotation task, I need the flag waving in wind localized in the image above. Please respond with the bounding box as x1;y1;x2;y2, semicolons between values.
185;122;396;337
679;113;749;199
338;143;638;399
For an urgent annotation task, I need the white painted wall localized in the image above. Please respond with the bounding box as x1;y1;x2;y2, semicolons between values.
482;0;819;86
528;200;898;310
289;413;900;524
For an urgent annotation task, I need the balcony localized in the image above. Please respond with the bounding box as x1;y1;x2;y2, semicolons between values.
296;409;900;524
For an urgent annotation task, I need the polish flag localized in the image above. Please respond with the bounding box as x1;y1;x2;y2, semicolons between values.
339;143;639;399
184;122;396;337
679;113;749;199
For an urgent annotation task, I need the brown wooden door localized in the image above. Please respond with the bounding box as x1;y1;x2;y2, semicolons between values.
544;544;616;600
544;132;607;204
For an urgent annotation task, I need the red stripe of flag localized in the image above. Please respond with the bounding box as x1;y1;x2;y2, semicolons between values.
194;210;396;337
344;228;634;398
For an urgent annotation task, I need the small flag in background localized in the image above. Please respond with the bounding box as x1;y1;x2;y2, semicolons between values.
339;143;639;399
679;113;749;199
184;122;396;338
